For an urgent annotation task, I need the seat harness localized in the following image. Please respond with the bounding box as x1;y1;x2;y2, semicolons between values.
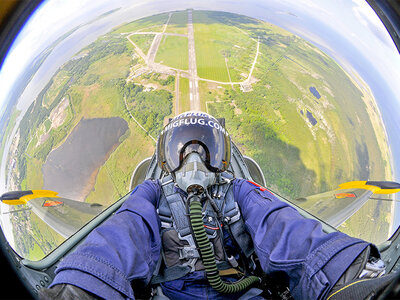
152;173;254;285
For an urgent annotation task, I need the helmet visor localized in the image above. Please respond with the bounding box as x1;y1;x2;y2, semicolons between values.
158;116;231;173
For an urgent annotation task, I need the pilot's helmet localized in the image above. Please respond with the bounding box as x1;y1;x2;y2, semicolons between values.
157;112;231;174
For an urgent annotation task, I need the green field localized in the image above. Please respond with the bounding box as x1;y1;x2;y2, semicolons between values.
195;11;390;198
43;70;70;107
179;76;190;112
165;10;188;35
156;35;189;70
127;34;154;57
7;30;171;259
112;13;169;34
194;11;257;82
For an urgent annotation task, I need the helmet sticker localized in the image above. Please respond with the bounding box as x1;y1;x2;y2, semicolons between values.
161;117;229;136
157;112;231;173
172;111;213;120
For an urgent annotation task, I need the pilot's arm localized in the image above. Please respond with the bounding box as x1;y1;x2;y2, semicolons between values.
233;179;371;300
44;180;162;299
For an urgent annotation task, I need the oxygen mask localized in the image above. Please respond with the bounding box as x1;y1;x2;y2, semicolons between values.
174;152;216;194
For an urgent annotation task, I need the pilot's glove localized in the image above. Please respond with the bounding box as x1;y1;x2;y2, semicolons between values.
359;256;386;279
39;284;99;300
326;245;396;300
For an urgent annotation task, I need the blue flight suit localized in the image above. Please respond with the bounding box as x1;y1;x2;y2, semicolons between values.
50;179;370;299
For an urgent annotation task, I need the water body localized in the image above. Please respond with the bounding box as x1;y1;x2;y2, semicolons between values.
42;117;129;201
306;110;318;126
309;86;321;99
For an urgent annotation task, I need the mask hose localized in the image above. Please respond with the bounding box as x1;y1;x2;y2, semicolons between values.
188;192;260;293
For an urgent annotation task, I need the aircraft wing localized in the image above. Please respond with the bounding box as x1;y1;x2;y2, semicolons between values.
2;181;399;237
292;181;400;228
1;190;103;238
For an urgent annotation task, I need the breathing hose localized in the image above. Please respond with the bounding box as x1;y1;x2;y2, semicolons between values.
205;189;251;276
188;192;260;293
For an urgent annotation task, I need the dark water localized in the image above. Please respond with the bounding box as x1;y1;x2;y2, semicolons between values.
306;110;317;126
42;117;129;201
309;86;321;99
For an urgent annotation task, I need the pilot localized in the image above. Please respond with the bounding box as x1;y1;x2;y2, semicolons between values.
40;112;392;300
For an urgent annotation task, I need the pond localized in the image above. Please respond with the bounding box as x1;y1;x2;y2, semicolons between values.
306;110;318;126
309;86;321;99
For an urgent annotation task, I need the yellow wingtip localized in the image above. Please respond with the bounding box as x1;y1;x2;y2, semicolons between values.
2;190;59;205
338;181;400;194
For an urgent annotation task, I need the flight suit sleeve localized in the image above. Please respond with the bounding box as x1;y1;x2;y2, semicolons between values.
233;179;370;300
49;180;162;300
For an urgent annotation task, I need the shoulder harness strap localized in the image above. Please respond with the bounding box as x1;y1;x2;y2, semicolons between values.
159;175;200;272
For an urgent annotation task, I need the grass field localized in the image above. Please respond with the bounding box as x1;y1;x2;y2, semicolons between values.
165;10;188;35
112;13;169;33
201;11;390;195
198;11;392;243
179;76;190;112
84;51;132;82
339;200;393;244
155;35;188;70
43;70;70;107
193;11;257;82
126;34;154;57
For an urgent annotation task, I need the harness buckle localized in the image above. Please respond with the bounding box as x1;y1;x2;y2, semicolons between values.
178;246;200;260
178;233;200;272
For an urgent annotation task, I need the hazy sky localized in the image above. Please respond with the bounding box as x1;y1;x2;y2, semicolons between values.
0;0;399;114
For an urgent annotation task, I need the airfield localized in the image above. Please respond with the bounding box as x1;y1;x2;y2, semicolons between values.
2;10;394;259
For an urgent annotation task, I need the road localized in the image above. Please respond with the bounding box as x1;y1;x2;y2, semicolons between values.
187;9;200;111
147;13;172;65
245;36;260;84
124;9;261;114
175;72;180;114
127;34;147;61
123;96;156;142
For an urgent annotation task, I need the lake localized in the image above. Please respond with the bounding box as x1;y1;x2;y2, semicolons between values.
42;117;129;201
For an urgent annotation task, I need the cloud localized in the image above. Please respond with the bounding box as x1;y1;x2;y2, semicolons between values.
0;1;86;108
0;0;120;110
352;0;395;48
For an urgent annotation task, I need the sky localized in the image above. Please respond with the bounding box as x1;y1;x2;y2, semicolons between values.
0;0;399;112
0;0;120;108
281;0;400;93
